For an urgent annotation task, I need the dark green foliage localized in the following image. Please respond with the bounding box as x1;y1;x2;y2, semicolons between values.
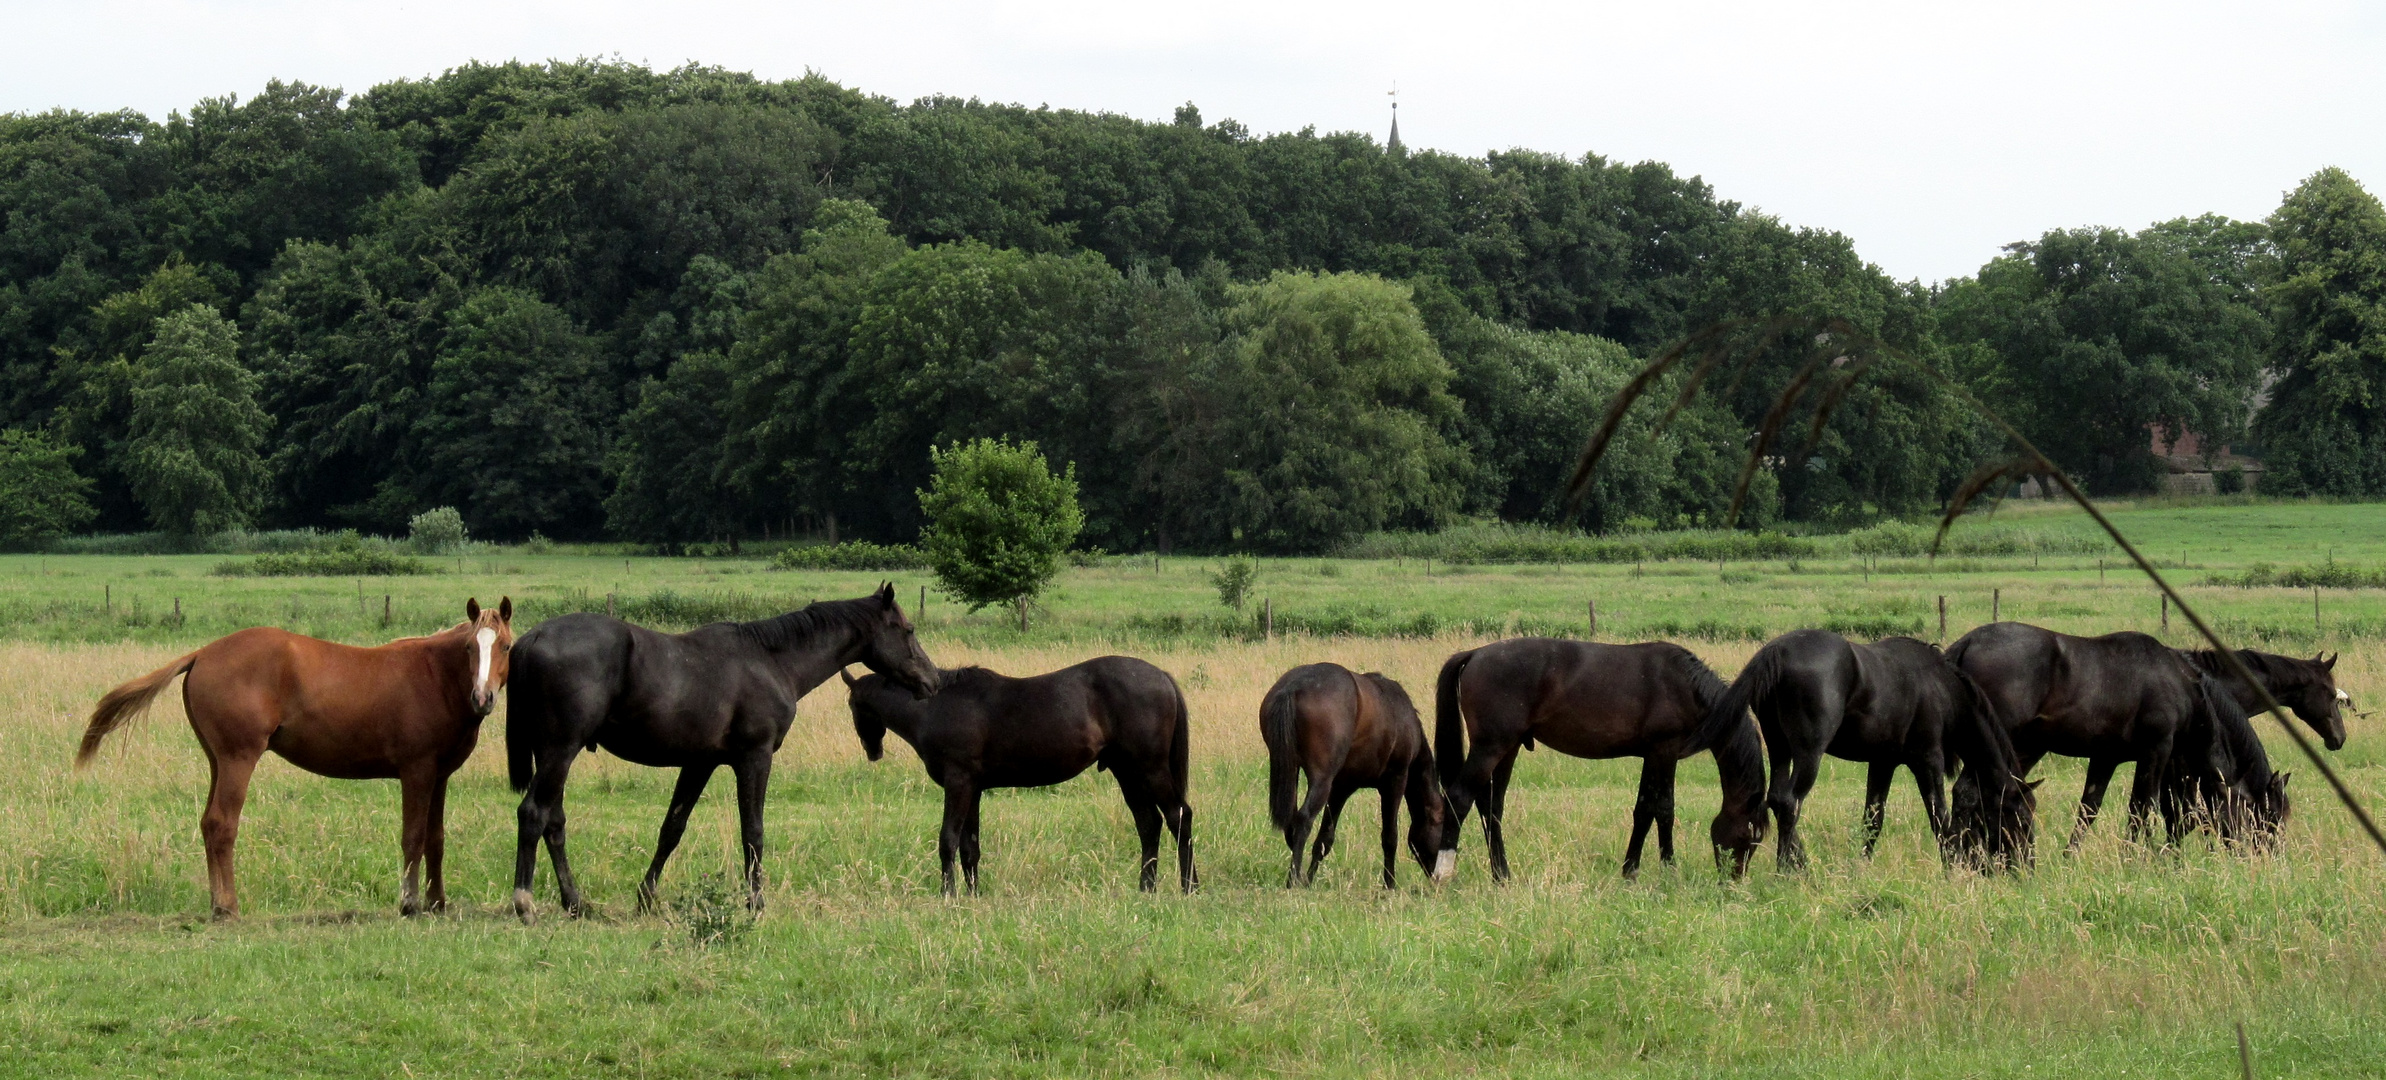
607;351;738;548
919;438;1083;615
770;541;929;571
211;535;431;577
0;429;96;546
2252;169;2386;497
2206;562;2386;589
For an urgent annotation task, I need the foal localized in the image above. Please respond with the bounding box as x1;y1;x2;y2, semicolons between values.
1260;663;1443;888
845;657;1197;895
78;598;514;918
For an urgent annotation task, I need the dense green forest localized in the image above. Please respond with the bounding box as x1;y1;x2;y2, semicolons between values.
3;60;2381;550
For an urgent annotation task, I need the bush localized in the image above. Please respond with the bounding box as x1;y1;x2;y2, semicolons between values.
2207;562;2386;589
919;438;1084;627
1340;522;1815;565
408;506;469;555
771;541;930;571
1210;557;1258;611
213;535;432;577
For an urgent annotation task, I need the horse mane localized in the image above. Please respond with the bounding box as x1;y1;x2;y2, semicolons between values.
933;665;1003;689
737;595;883;650
1665;644;1731;719
1664;645;1762;804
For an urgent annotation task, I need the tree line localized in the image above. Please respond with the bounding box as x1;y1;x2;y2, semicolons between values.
2;60;2380;551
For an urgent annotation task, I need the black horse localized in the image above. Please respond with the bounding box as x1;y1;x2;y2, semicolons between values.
2177;648;2348;751
1261;663;1442;889
1946;622;2209;850
504;584;939;921
2163;673;2291;847
845;656;1196;895
1712;630;2037;869
1434;638;1769;881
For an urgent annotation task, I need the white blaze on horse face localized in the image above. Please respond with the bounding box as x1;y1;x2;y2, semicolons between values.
2338;688;2352;705
1433;849;1456;881
475;627;497;697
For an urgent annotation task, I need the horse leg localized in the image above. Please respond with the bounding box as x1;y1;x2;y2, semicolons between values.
1485;753;1518;883
199;749;261;920
398;768;434;917
960;787;985;895
1284;765;1335;888
2068;756;2121;853
1437;736;1516;871
938;782;973;897
2125;740;2172;848
1624;756;1677;878
1771;752;1822;871
1860;761;1899;859
1909;756;1953;864
1379;781;1402;889
425;772;451;912
1117;777;1164;892
1170;800;1197;895
637;764;719;914
513;745;583;922
1306;782;1357;883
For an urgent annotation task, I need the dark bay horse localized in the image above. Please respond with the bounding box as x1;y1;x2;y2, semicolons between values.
505;584;938;921
77;598;515;918
844;656;1196;895
1947;622;2209;850
1711;630;2036;870
1434;638;1769;881
1261;663;1442;888
2177;648;2347;751
2163;673;2291;847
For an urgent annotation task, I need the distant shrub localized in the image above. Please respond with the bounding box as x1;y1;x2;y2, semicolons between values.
1821;614;1926;639
213;535;431;577
1210;557;1258;611
1842;521;2107;558
408;507;468;555
1340;523;1814;565
772;541;929;571
2207;562;2386;589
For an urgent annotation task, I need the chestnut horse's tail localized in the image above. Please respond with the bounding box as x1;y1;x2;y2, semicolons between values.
78;650;201;768
1263;684;1301;831
1435;649;1476;792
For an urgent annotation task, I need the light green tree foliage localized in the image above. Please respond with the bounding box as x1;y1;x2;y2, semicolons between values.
406;505;467;555
0;429;96;546
406;288;612;538
919;438;1084;627
2255;168;2386;496
124;304;269;535
1200;271;1466;552
1936;219;2268;493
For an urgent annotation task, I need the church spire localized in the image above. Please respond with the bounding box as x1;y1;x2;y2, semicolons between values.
1387;86;1402;153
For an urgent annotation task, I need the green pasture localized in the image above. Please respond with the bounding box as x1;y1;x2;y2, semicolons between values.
3;497;2385;1076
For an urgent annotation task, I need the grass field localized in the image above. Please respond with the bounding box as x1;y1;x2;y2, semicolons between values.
4;499;2385;1076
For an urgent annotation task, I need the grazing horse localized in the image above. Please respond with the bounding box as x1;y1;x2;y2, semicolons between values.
1713;630;2037;869
76;598;515;918
2163;674;2291;847
1947;622;2207;850
844;656;1196;895
2177;648;2347;751
1433;638;1769;881
1260;663;1443;888
505;584;938;921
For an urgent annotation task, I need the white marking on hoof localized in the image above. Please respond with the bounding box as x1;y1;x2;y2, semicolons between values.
513;888;536;924
1432;850;1456;881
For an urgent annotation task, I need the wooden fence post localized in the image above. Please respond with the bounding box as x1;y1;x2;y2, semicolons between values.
383;595;391;627
1992;588;2000;623
1263;596;1273;640
1937;595;1947;641
2161;592;2169;633
1587;599;1597;641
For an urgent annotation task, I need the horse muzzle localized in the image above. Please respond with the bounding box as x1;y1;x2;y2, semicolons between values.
472;688;497;716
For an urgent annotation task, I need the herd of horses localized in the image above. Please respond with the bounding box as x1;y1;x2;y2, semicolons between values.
74;584;2352;920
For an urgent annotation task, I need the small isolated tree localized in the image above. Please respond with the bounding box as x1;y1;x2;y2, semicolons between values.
918;438;1083;631
409;506;469;555
0;429;97;547
124;304;270;536
1210;557;1257;612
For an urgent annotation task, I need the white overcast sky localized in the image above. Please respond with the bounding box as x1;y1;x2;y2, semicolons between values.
5;0;2380;285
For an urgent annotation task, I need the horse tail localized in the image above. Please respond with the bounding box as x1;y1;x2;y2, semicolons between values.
1435;649;1475;791
504;638;544;793
1263;684;1301;831
1171;678;1192;797
1697;639;1784;756
78;650;201;768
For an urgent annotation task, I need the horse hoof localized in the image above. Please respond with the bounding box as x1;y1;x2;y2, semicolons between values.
513;888;537;925
1431;850;1456;882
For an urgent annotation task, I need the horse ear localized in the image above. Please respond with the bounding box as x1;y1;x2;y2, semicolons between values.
466;597;481;622
498;596;513;623
839;667;857;687
2278;771;2291;790
2023;778;2045;792
2323;653;2337;670
878;581;895;602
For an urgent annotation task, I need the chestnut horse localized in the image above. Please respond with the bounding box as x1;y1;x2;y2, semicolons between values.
1261;663;1442;888
76;598;515;918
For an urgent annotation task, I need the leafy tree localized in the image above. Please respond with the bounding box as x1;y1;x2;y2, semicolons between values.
123;304;270;534
401;287;612;538
1937;222;2268;492
918;437;1083;630
0;428;96;546
607;350;740;548
2253;168;2386;496
51;258;233;529
407;505;468;554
